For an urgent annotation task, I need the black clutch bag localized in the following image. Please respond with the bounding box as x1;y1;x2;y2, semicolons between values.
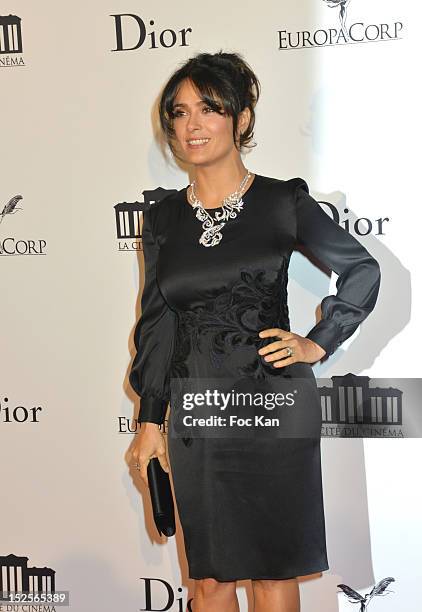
147;457;176;537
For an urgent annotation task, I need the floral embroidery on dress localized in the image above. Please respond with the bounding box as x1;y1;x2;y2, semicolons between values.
170;260;291;381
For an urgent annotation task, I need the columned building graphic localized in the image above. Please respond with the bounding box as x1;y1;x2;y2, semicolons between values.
318;373;402;425
0;15;23;54
114;187;178;240
0;554;55;597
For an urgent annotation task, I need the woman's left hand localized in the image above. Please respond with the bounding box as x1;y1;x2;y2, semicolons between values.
257;328;326;366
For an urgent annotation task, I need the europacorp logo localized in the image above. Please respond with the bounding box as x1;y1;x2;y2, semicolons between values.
278;0;403;50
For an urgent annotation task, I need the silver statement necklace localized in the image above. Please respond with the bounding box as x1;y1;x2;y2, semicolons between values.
188;170;252;247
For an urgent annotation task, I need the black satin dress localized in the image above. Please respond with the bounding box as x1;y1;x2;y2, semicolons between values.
129;174;381;581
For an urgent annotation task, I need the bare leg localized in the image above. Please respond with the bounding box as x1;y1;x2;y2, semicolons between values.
252;578;300;612
193;578;239;612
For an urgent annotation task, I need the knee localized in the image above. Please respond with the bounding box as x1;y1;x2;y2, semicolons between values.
252;577;297;591
196;577;236;597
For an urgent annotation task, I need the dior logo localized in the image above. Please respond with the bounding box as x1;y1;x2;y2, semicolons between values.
140;577;193;611
319;201;390;236
110;14;192;51
0;397;43;423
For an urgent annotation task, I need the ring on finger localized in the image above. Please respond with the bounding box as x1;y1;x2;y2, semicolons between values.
134;458;152;470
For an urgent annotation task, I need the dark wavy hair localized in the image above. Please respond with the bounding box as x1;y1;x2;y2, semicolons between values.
158;50;261;158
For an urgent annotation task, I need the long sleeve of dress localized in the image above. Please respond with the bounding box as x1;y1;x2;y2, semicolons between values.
292;177;381;358
128;206;178;425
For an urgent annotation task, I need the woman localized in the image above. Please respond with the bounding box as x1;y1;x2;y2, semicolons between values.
129;51;381;612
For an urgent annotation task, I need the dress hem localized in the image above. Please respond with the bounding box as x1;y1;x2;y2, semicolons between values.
188;562;330;582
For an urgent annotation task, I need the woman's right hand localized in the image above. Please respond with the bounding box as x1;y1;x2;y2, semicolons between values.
132;422;170;488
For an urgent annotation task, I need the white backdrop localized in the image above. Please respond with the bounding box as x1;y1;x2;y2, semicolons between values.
1;1;421;611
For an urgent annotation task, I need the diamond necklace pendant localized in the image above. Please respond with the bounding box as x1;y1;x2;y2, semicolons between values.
188;170;251;247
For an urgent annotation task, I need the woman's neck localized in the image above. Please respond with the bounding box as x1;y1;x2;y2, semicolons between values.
190;164;250;208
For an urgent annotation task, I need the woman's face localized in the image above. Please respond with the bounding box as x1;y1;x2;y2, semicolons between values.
170;78;244;165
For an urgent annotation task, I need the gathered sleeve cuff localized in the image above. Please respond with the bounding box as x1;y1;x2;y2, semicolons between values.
292;177;381;358
128;206;177;424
